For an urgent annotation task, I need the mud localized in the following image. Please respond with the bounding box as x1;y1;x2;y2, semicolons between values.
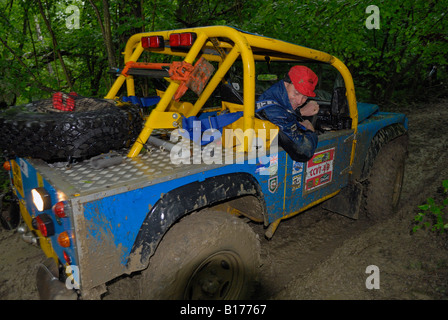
1;99;447;300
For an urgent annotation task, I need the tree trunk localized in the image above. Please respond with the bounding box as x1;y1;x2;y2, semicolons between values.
89;0;116;69
36;0;73;90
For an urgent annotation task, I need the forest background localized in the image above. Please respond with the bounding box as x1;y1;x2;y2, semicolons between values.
0;0;447;107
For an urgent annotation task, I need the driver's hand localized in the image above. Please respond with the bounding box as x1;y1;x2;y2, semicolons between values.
299;101;319;117
299;120;315;132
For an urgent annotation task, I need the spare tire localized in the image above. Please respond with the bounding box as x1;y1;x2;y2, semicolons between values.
0;96;142;162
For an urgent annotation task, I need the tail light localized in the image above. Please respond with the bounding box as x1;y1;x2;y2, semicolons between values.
170;32;197;47
142;35;164;49
2;161;11;171
57;231;72;248
53;201;67;218
63;251;72;264
33;214;55;237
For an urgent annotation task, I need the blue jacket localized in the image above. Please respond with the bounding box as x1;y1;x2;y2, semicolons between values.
256;80;318;162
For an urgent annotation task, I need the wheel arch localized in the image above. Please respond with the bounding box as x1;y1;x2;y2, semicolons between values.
359;123;409;181
127;172;266;272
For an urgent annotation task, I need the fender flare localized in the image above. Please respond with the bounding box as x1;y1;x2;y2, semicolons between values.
360;123;408;181
127;172;266;271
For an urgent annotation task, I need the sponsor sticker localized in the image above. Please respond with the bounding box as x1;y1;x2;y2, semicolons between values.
292;174;302;191
268;176;278;193
292;161;304;175
305;147;335;192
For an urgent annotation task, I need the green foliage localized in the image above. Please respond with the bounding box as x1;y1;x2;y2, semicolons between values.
243;0;448;104
413;180;448;234
0;173;9;195
0;0;447;105
0;155;10;195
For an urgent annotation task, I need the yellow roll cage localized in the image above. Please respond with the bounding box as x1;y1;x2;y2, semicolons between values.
105;26;357;159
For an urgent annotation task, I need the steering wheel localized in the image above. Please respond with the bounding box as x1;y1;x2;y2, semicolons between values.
311;114;318;128
305;98;320;130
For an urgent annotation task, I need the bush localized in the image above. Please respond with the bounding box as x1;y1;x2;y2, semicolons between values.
0;154;10;195
413;180;448;234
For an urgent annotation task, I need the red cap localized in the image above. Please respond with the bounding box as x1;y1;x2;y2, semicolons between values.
288;66;318;97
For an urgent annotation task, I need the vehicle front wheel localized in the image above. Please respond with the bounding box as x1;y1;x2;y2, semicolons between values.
363;135;408;221
138;210;260;300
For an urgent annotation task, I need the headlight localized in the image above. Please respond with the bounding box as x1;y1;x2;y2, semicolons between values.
31;187;52;211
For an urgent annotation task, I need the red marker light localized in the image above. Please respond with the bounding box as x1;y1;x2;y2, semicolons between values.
34;214;55;237
169;33;181;47
53;201;66;218
142;36;164;48
170;33;196;47
180;33;196;46
63;251;71;264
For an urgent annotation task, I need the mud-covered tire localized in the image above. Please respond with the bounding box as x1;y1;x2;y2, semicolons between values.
0;99;142;162
363;135;408;221
139;210;260;300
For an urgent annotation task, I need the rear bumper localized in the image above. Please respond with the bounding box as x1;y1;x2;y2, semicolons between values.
36;258;78;300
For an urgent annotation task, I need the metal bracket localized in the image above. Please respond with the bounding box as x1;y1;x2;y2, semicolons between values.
210;37;227;60
340;165;353;176
344;132;356;144
147;110;182;128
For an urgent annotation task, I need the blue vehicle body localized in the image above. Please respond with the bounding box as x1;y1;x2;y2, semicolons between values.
8;103;407;296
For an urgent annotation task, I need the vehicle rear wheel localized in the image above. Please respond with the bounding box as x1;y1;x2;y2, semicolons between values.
139;210;260;300
363;135;408;221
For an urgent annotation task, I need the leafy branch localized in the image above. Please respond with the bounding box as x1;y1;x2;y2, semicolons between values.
413;180;448;234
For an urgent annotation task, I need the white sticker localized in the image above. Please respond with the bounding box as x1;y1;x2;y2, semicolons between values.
19;158;29;178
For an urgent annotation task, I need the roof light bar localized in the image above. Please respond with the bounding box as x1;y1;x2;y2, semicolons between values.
142;36;164;49
169;32;197;48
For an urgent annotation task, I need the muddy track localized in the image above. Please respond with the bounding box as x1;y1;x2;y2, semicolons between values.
1;99;447;300
256;99;448;299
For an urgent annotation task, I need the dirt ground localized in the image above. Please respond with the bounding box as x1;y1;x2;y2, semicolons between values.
1;99;447;300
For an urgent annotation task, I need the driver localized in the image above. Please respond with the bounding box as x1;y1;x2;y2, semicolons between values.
256;65;320;162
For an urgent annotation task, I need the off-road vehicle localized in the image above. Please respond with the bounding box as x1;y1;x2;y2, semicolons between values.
0;26;408;300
